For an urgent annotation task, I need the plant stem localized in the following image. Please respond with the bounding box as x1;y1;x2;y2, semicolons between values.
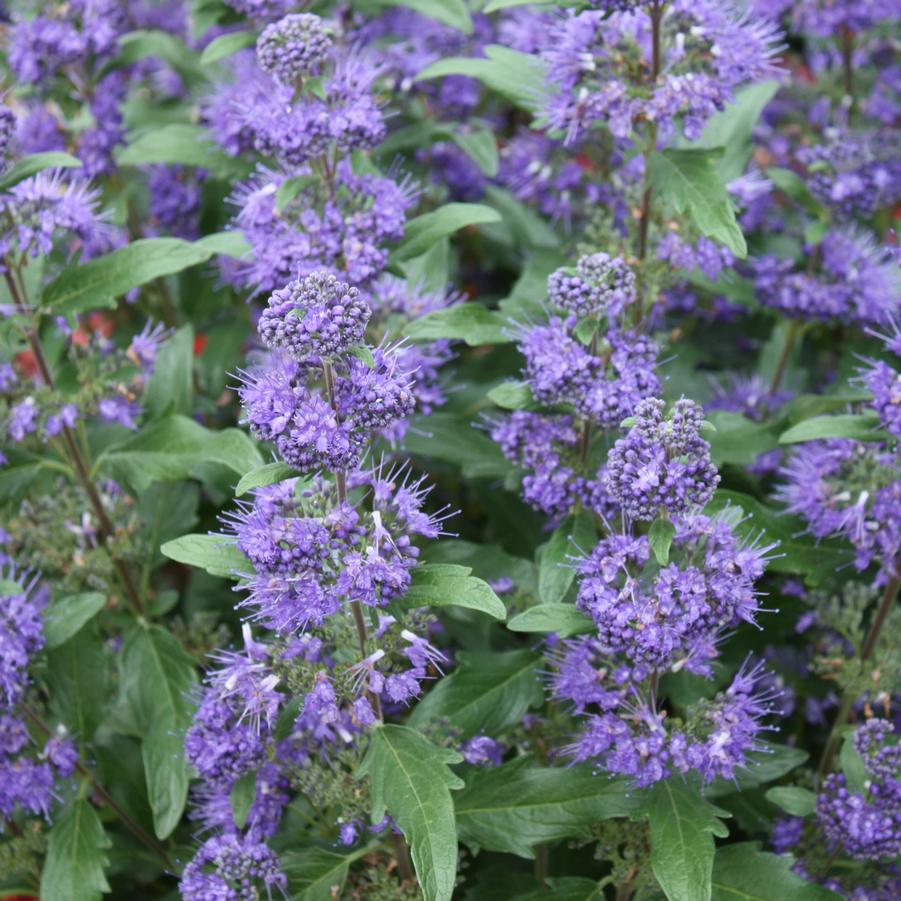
839;27;854;102
817;561;901;779
4;269;145;616
768;319;801;395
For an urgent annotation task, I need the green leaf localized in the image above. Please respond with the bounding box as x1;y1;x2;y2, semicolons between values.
194;230;252;259
401;412;509;478
282;845;372;901
706;411;780;467
236;461;302;497
452;126;499;177
706;744;809;798
43;592;106;648
649;148;747;258
41;237;222;315
46;624;106;741
347;344;375;368
649;518;677;566
276;174;317;213
779;413;883;444
231;771;257;830
200;29;257;65
507;603;595;638
839;731;868;794
397;563;506;620
379;0;472;32
514;878;604;901
404;303;509;346
358;725;463;901
160;533;249;579
116;123;241;177
409;649;542;738
765;786;816;817
765;167;820;213
99;415;263;494
484;0;554;10
644;779;730;901
0;151;82;192
393;203;502;263
41;799;111;901
712;843;841;900
417;45;546;111
537;511;595;605
144;325;193;418
487;381;535;410
483;184;560;249
455;758;639;858
108;30;204;84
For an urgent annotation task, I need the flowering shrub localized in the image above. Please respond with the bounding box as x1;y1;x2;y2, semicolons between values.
0;1;899;900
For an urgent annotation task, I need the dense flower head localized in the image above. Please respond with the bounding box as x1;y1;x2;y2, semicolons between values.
259;271;371;361
548;252;637;318
223;0;295;21
461;735;505;766
0;570;47;708
606;398;719;520
863;361;901;437
146;166;203;239
575;513;768;673
256;13;333;84
0;105;15;165
180;832;287;900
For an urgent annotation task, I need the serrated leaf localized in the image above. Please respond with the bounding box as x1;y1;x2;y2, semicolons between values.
43;592;106;648
200;29;256;65
397;564;507;620
649;148;747;258
393;203;502;262
537;511;595;605
644;779;730;901
160;533;249;579
231;771;257;830
765;786;816;817
404;304;509;346
235;461;302;497
41;799;111;901
507;603;595;638
0;151;82;192
649;518;676;566
778;413;883;444
144;325;193;418
358;725;463;901
282;845;372;901
455;759;639;858
379;0;472;32
409;650;542;738
712;843;841;900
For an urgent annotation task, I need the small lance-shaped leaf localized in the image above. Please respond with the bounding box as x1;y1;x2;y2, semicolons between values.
392;203;501;262
46;624;106;742
649;148;747;258
40;798;112;901
779;412;883;444
43;592;106;648
648;518;676;566
282;845;373;901
404;303;509;346
765;786;816;817
200;29;257;65
0;151;82;192
358;725;464;901
711;843;841;901
144;324;193;418
395;563;507;620
236;461;304;497
455;758;640;858
409;649;543;738
382;0;472;32
487;381;535;410
644;778;730;901
452;125;499;177
41;237;222;315
507;603;595;638
160;533;249;579
230;771;257;830
537;511;595;605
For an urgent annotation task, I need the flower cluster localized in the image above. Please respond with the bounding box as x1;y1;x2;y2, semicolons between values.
548;252;637;319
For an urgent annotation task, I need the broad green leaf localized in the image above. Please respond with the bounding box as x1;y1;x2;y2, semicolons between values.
766;167;820;213
401;412;509;478
108;30;204;84
0;152;82;192
712;843;841;900
144;325;193;418
487;381;535;409
231;771;257;830
705;411;780;467
42;237;221;315
46;624;106;741
282;845;373;901
194;230;252;259
379;0;472;32
236;461;303;497
116;123;241;177
160;533;249;579
43;592;106;648
765;786;816;817
425;540;537;595
400;238;450;294
779;413;883;444
452;126;499;177
417;45;546;111
507;603;595;638
98;415;263;494
397;563;506;620
649;148;747;258
537;511;595;605
644;779;730;901
649;517;676;566
514;878;604;901
484;0;554;10
839;731;868;794
455;758;639;858
706;744;809;798
393;203;502;262
200;29;256;65
483;184;560;249
41;799;111;901
409;649;542;738
358;725;464;901
404;303;509;346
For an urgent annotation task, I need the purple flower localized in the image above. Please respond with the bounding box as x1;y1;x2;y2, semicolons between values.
0;570;46;708
461;735;505;766
257;13;333;84
98;396;140;430
180;833;287;900
548;252;637;319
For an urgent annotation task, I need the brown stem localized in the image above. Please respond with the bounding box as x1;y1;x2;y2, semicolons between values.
768;319;801;395
840;27;854;101
392;832;415;882
4;270;144;616
818;562;901;779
